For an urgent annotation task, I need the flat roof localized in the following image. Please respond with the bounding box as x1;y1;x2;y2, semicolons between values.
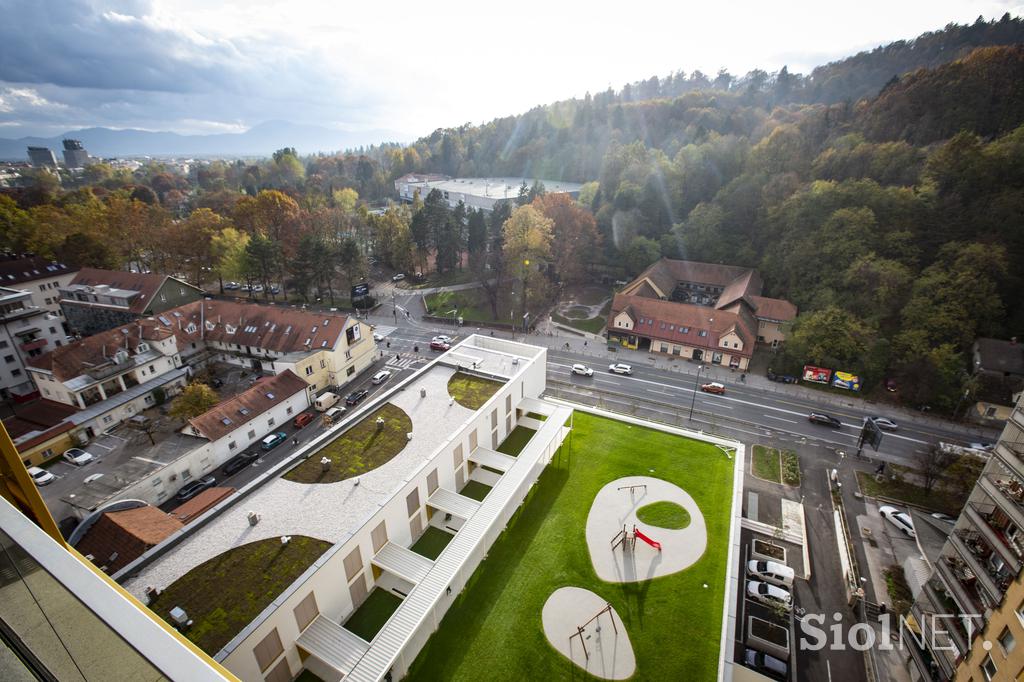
405;177;584;200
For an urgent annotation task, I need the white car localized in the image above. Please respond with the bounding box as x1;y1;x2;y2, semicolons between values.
746;580;792;611
571;364;594;377
879;505;916;538
372;370;392;385
868;416;898;431
608;363;633;375
969;441;995;452
392;273;406;282
746;559;795;588
433;335;453;344
27;466;56;486
373;332;384;342
62;448;95;466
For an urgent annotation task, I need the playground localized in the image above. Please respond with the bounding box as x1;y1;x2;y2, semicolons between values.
406;411;735;682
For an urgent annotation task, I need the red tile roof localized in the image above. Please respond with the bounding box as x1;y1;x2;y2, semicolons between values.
609;294;755;356
187;370;308;442
750;296;798;322
27;319;177;381
75;505;182;573
169;487;235;523
0;256;78;286
67;268;198;314
3;399;79;448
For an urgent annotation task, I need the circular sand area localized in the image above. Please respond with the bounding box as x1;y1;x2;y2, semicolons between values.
585;476;707;583
541;587;635;680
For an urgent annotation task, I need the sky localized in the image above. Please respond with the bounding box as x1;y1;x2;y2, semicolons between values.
0;0;1021;142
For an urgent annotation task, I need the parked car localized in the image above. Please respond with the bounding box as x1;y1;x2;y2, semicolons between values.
221;451;260;476
571;363;594;377
701;382;726;394
608;363;633;375
293;412;315;429
930;512;956;525
345;389;369;406
224;281;240;290
62;448;95;466
260;431;288;451
324;406;346;421
174;475;216;502
430;340;451;351
391;273;406;282
767;370;798;384
269;285;280;295
314;391;341;411
373;332;384;342
969;441;995;452
28;466;56;486
240;284;251;292
885;378;898;392
746;580;792;611
252;284;265;293
433;335;453;344
746;560;795;588
372;370;392;385
808;412;842;428
880;505;916;538
743;648;788;680
869;416;898;431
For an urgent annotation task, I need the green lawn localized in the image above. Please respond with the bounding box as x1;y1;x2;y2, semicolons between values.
284;404;412;484
295;670;325;682
752;445;782;483
496;425;536;456
343;589;403;642
447;372;504;410
148;536;331;655
406;411;735;682
525;411;548;421
636;500;691;529
410;526;456;560
781;450;801;486
552;311;608;335
459;480;492;502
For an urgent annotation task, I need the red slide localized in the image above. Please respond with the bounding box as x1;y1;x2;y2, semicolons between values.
634;527;662;551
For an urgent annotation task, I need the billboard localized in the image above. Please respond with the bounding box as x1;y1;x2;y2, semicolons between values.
860;418;883;452
802;365;832;384
832;371;861;392
351;282;370;299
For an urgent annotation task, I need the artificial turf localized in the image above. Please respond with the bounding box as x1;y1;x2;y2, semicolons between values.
343;589;403;642
447;372;504;410
410;526;456;560
148;536;331;655
458;480;492;502
405;411;735;682
283;404;412;483
636;500;691;529
496;425;535;456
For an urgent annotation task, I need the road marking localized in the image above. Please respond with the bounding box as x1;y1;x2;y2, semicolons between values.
763;415;799;424
91;442;116;450
132;456;165;465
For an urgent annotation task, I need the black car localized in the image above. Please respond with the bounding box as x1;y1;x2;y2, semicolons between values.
345;389;369;406
808;412;843;428
174;475;216;502
767;370;798;384
221;451;260;476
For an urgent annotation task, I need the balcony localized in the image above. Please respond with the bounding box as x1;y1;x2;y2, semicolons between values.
979;475;1024;534
19;338;47;353
1010;407;1024;433
83;358;132;381
963;503;1023;572
949;531;1008;604
934;555;985;618
922;580;969;657
995;440;1024;481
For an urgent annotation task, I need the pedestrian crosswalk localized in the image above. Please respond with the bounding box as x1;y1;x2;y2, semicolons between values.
372;325;398;337
386;353;427;370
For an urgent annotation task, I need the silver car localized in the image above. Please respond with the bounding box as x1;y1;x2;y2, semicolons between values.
62;448;95;466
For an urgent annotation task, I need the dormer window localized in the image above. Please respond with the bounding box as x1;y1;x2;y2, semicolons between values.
225;324;236;334
136;342;150;354
205;321;216;331
186;323;197;334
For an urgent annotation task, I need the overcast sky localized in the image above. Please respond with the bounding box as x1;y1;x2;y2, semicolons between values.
0;0;1021;141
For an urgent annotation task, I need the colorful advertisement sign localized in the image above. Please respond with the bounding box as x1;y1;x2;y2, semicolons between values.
802;365;832;384
832;371;861;392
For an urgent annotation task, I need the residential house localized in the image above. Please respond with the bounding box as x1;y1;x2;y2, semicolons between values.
2;399;79;467
0;254;79;323
73;502;183;574
59;268;204;336
0;287;72;400
970;338;1024;426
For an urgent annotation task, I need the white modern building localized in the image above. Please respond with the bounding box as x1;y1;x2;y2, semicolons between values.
121;335;571;681
394;175;584;211
0;255;79;320
0;287;72;401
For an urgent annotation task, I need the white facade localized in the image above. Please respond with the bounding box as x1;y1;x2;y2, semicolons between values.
0;288;71;399
397;177;584;212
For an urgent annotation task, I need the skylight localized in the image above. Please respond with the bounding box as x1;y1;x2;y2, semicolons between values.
158;315;171;325
221;417;232;425
265;392;275;400
238;407;250;416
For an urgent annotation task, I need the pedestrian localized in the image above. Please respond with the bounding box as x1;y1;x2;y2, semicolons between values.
292;437;298;446
386;341;391;348
584;340;588;347
395;354;400;361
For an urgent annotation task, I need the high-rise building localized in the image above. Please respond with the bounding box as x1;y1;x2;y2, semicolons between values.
906;392;1024;681
61;139;92;168
26;146;58;168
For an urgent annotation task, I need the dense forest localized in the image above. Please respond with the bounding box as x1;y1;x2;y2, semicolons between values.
1;16;1023;410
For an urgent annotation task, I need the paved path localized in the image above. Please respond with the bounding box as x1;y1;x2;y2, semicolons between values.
541;586;635;680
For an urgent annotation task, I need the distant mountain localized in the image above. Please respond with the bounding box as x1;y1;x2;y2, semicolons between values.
0;120;412;161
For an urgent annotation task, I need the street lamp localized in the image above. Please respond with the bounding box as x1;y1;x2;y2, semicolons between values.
446;308;458;330
688;365;705;421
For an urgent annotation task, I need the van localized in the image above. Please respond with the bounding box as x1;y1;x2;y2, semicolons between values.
372;370;391;385
746;559;795;588
314;392;341;411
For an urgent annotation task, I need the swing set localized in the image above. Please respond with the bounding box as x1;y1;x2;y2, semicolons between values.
568;602;618;660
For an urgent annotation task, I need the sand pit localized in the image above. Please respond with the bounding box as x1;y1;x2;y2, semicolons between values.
541;587;635;680
585;476;707;582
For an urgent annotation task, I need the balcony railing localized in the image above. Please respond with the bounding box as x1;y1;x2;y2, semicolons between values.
950;531;1009;604
934;556;986;619
979;475;1024;534
964;503;1023;571
995;440;1024;480
83;359;132;381
19;338;47;353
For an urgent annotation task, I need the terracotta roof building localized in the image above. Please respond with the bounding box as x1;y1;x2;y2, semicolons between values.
59;268;204;336
186;370;309;442
608;258;798;367
169;487;236;524
74;504;183;573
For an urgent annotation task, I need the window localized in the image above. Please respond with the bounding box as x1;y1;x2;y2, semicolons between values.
998;627;1016;655
1017;599;1024;629
3;355;13;363
286;406;294;415
406;488;420;517
102;415;113;424
11;369;20;377
248;429;256;439
267;417;275;427
469;430;478;451
144;395;154;405
39;284;45;291
305;365;313;376
343;547;363;582
252;628;284;672
637;317;644;324
660;343;669;353
229;441;237;451
181;470;192;482
659;322;665;330
505;394;511;415
0;341;6;348
293;592;319;633
346;366;355;376
149;365;155;372
453;443;464;467
345;350;352;360
320;359;326;369
159;292;167;302
265;658;292;682
981;655;997;681
698;330;708;337
427;469;439;495
681;327;690;334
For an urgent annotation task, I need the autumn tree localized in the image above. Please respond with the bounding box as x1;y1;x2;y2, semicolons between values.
532;193;600;284
502;205;554;321
210;227;251;291
168;383;220;421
